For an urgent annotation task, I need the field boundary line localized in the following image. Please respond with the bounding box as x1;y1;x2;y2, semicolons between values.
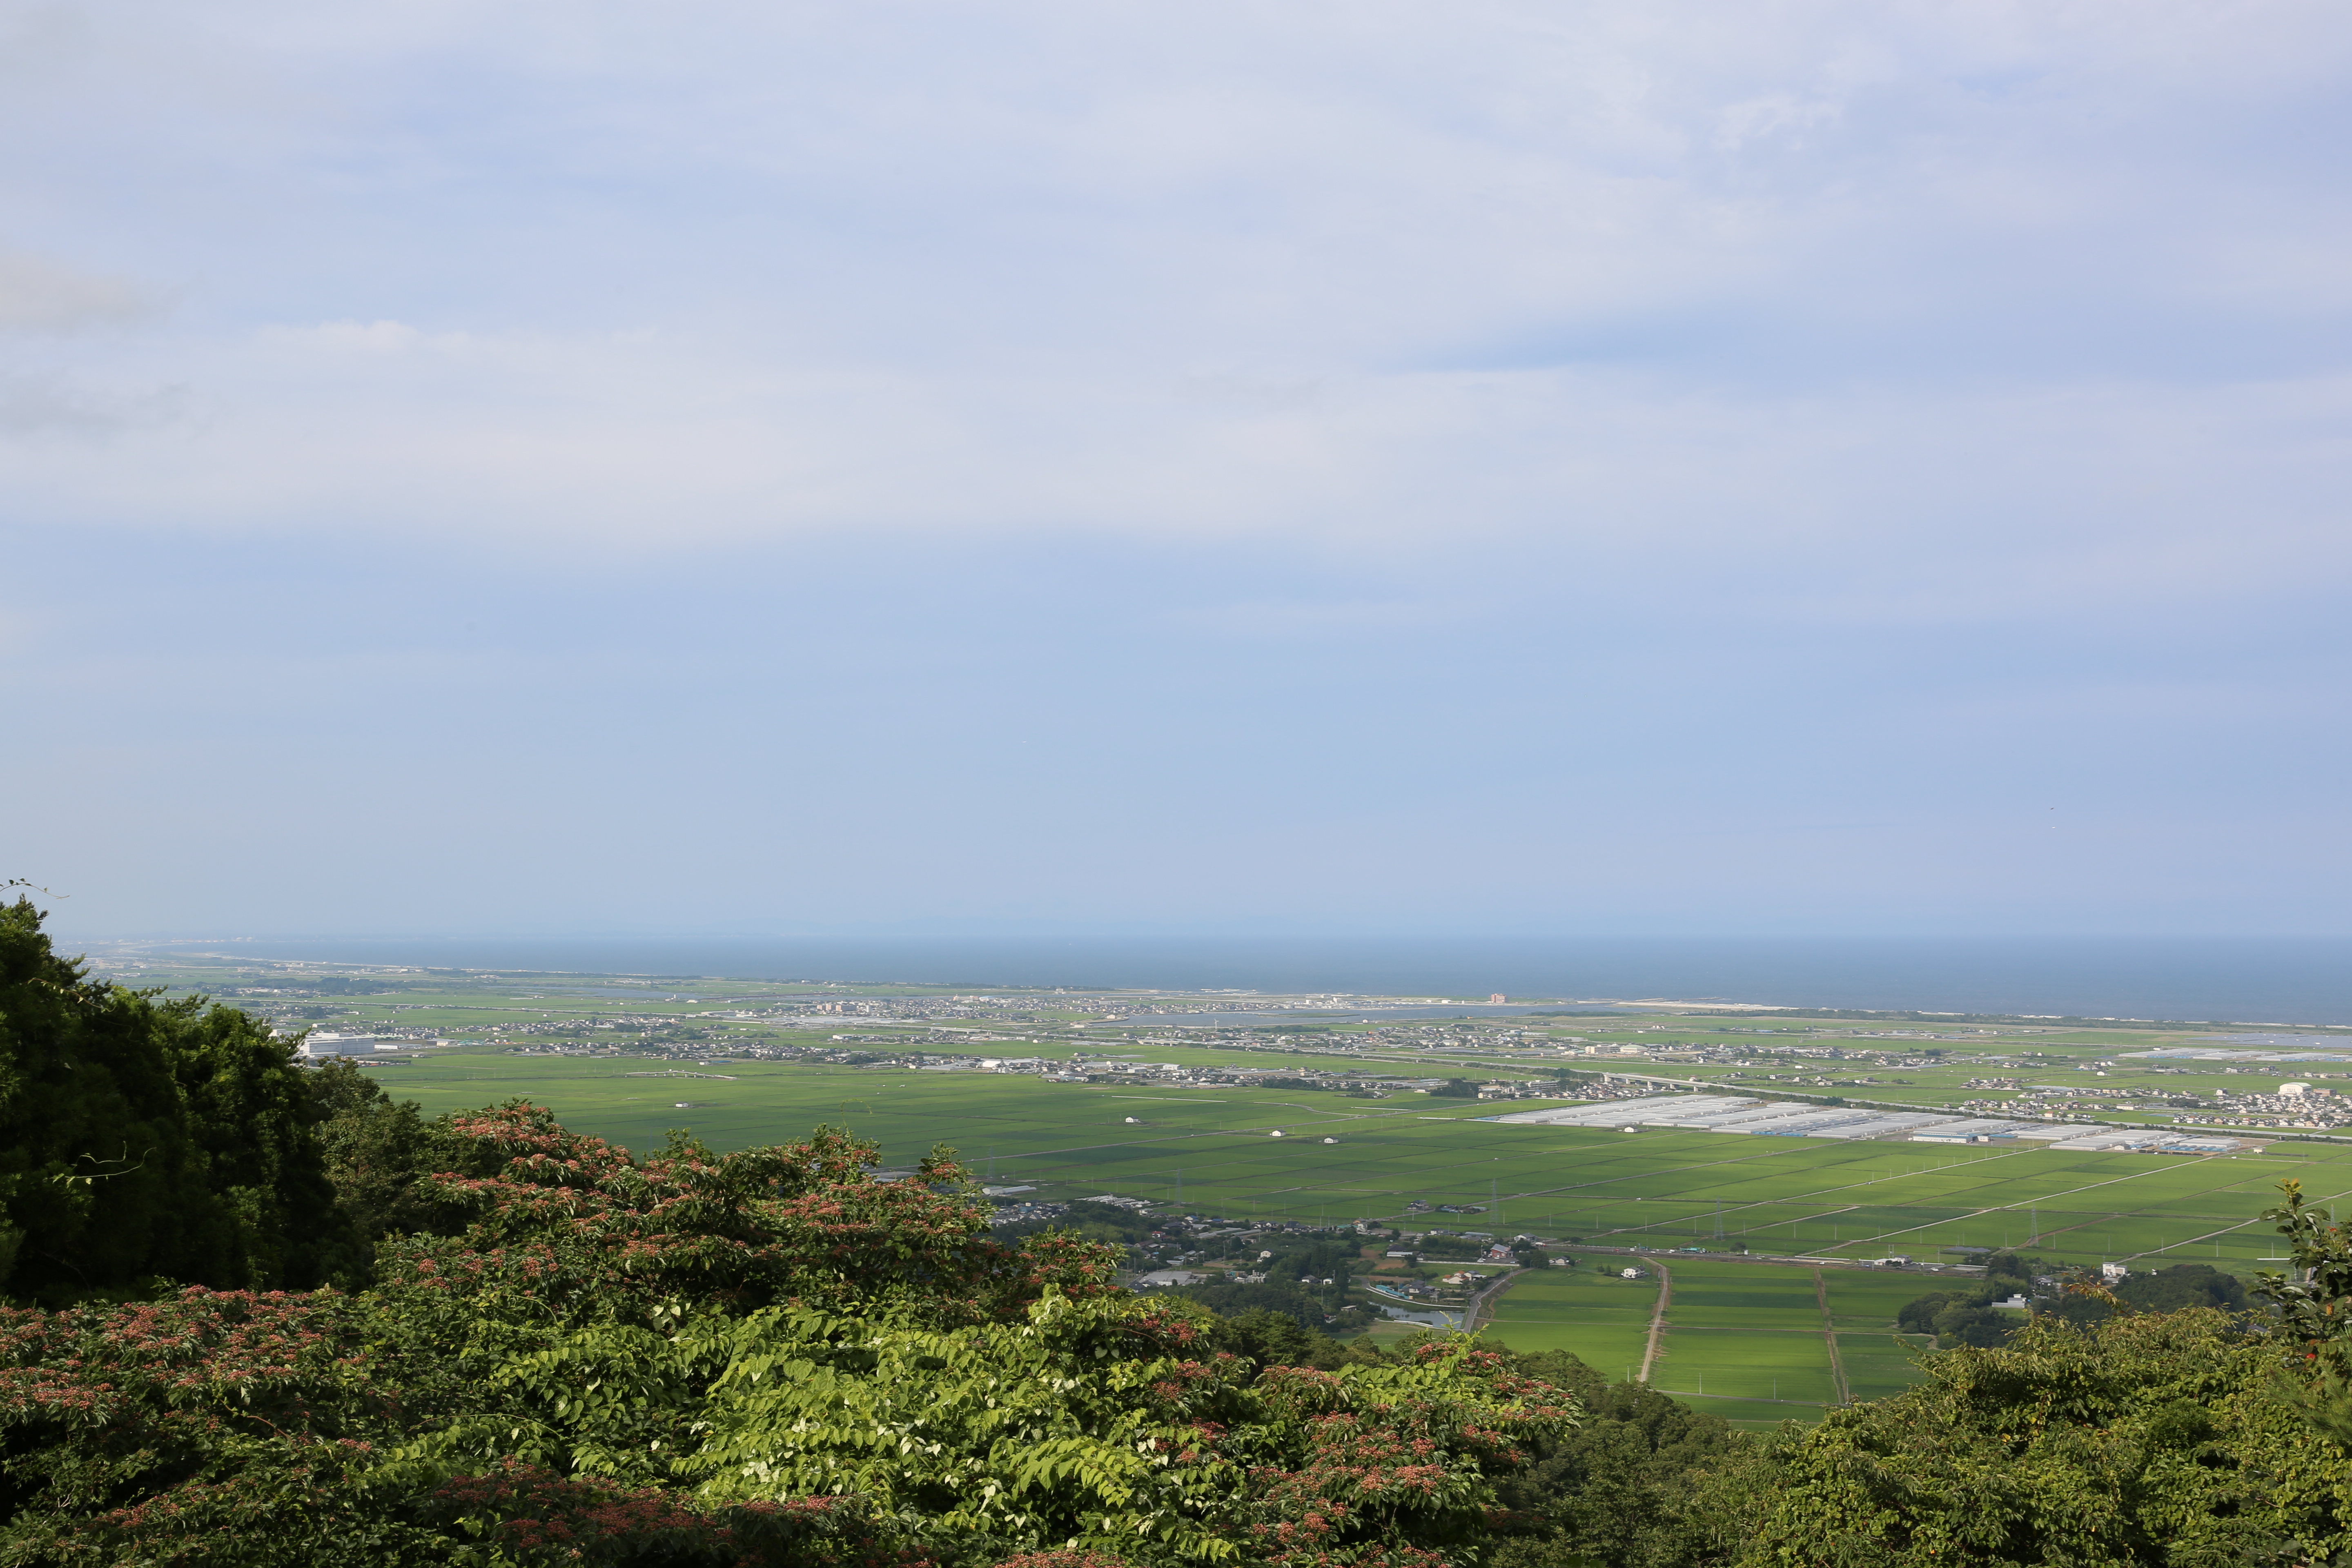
1814;1270;1849;1405
1502;1141;2007;1208
1567;1147;2040;1245
968;1106;1437;1167
1637;1261;1673;1384
1574;1142;2300;1252
2113;1179;2352;1263
1469;1138;1988;1221
1814;1161;2198;1253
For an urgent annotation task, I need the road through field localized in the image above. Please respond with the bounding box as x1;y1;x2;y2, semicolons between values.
1815;1270;1849;1404
1638;1261;1673;1383
1465;1268;1528;1332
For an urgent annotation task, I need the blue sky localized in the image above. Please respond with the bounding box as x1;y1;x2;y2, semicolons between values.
6;0;2350;939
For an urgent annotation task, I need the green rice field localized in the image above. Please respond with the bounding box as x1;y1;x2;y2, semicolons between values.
1481;1268;1659;1383
359;1044;2338;1430
94;949;2352;1433
1479;1259;1848;1431
374;1047;2348;1272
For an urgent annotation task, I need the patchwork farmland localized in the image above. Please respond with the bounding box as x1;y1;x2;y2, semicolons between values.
96;951;2346;1429
369;1041;2332;1425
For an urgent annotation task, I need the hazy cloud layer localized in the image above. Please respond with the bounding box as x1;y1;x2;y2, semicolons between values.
7;3;2347;546
0;249;149;332
5;1;2350;937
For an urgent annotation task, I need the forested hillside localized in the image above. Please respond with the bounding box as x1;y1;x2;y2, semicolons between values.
0;894;359;1300
8;893;2352;1566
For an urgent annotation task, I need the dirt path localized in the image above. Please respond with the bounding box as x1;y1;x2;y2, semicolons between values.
1814;1269;1849;1405
1637;1261;1674;1383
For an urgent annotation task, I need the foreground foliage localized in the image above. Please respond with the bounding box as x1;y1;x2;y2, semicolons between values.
0;1091;1574;1566
1741;1307;2343;1567
1490;1363;1749;1568
0;895;357;1300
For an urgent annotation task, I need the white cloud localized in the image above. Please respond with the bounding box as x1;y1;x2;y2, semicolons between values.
0;249;149;331
7;322;2346;633
273;318;428;354
0;370;190;437
1712;92;1842;153
0;0;2344;614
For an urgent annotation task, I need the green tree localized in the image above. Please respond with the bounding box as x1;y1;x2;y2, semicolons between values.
306;1057;474;1247
1743;1305;2348;1565
2257;1176;2352;1445
0;1099;1575;1567
1492;1352;1755;1568
2115;1262;2248;1314
1200;1305;1354;1370
0;895;357;1301
683;1307;1570;1566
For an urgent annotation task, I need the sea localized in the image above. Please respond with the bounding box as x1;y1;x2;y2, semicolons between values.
98;935;2352;1027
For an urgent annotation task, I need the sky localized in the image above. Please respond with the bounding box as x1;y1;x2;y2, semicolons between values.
6;0;2351;941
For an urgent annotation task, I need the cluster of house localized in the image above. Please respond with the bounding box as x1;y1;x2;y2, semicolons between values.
2169;1082;2350;1130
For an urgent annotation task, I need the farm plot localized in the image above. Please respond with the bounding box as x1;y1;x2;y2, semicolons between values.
1644;1261;1841;1426
1835;1334;1932;1402
1821;1268;1935;1330
1480;1258;1847;1420
1479;1268;1659;1384
1661;1261;1831;1330
1816;1269;1940;1401
1649;1330;1838;1428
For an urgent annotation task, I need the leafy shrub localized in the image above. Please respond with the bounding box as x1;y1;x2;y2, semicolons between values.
0;1087;1573;1566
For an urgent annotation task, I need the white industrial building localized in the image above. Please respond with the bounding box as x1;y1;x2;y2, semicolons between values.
1481;1093;2049;1143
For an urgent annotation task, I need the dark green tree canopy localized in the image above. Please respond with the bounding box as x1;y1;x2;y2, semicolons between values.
0;896;357;1301
2114;1261;2248;1314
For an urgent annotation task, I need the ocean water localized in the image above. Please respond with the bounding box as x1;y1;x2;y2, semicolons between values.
110;935;2352;1026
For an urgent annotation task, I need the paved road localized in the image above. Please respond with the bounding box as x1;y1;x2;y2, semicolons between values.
1462;1268;1528;1332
